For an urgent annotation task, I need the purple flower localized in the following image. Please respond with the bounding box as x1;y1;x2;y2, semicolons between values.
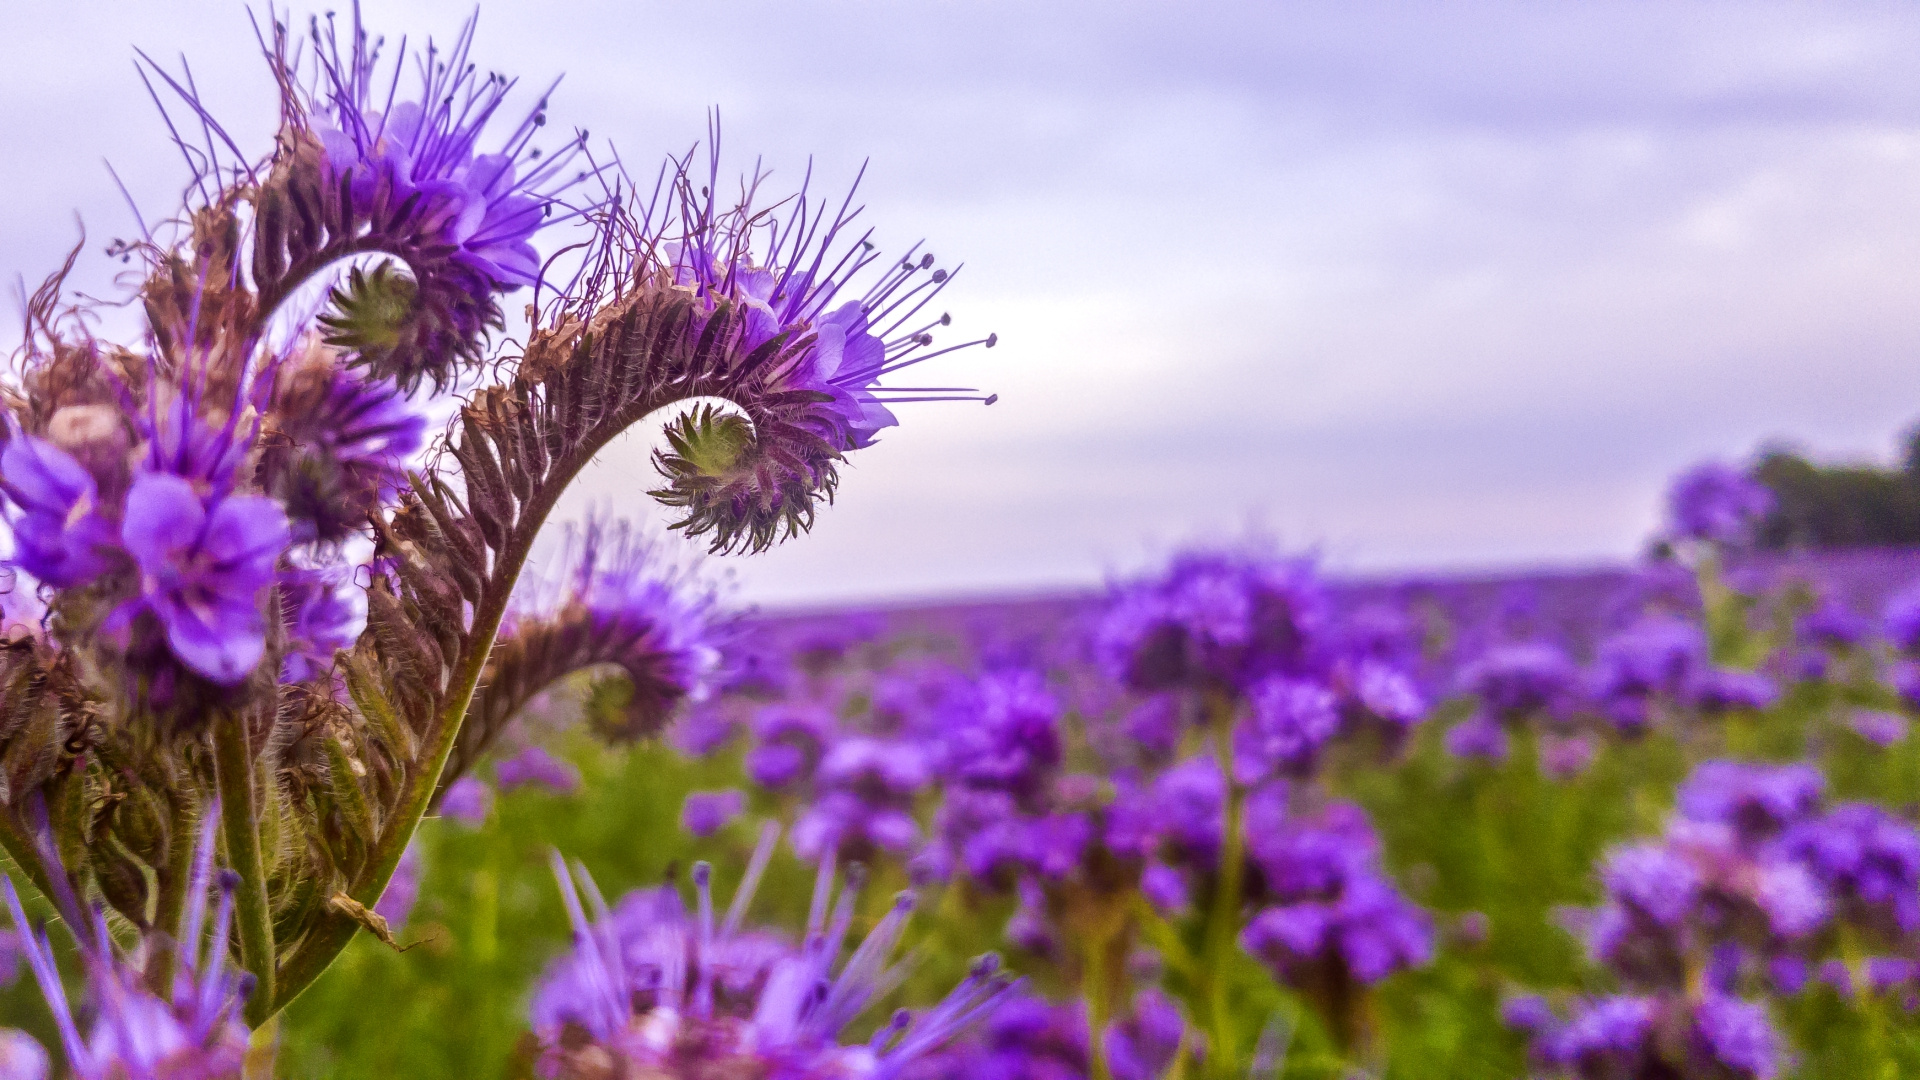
1152;757;1226;870
1460;641;1577;716
3;818;249;1080
682;789;747;838
0;433;121;588
1140;862;1188;914
1798;599;1870;649
1885;582;1920;654
0;1030;47;1080
1345;656;1426;729
1850;709;1908;747
306;19;585;292
1103;990;1184;1080
114;472;290;684
531;844;1014;1080
1540;996;1654;1071
439;776;493;826
945;669;1062;801
664;200;994;450
1444;711;1510;762
1601;844;1700;928
1095;550;1328;695
747;703;836;789
1592;616;1707;707
265;358;429;541
1500;994;1555;1034
1769;955;1809;995
1241;872;1432;986
1233;676;1340;782
793;737;930;861
1541;734;1596;779
1692;668;1779;714
1122;695;1183;761
1691;994;1780;1079
1666;461;1773;544
1677;761;1824;846
494;745;580;794
374;840;424;931
278;564;359;682
1782;802;1920;935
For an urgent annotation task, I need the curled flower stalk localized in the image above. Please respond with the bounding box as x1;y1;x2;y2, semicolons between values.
0;5;995;1030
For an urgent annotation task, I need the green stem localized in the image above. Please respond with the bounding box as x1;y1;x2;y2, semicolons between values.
0;807;77;931
1204;699;1248;1079
146;796;198;993
269;459;562;1014
1084;906;1128;1080
213;712;276;1026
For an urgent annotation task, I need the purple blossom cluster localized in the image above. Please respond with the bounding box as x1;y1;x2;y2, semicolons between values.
1508;992;1781;1080
2;817;250;1080
529;827;1014;1080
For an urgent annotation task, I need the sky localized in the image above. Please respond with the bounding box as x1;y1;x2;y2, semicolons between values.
5;1;1920;607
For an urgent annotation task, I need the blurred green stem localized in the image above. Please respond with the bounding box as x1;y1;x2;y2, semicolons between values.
1204;696;1248;1078
213;711;276;1026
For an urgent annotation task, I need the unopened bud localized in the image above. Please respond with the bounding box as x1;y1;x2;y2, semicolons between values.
46;405;130;490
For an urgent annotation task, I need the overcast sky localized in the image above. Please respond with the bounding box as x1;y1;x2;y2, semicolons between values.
6;1;1920;606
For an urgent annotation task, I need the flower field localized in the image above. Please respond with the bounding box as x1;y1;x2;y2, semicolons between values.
4;7;1920;1079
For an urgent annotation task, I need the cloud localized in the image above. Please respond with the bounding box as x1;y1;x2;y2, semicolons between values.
6;0;1920;606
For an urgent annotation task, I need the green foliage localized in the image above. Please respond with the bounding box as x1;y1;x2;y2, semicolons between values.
1752;434;1920;549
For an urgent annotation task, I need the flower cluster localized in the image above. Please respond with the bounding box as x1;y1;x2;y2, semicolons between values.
530;827;1015;1080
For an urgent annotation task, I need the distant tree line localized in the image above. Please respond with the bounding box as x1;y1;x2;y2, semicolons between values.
1750;426;1920;549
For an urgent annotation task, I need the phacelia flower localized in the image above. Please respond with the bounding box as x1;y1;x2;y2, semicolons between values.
1095;550;1328;695
3;815;250;1080
1460;641;1578;717
1103;990;1186;1080
682;788;747;838
0;433;119;588
278;564;360;682
793;737;932;862
942;669;1063;803
1443;711;1510;763
1884;582;1920;655
114;472;291;684
263;351;429;542
495;745;581;794
1676;761;1824;848
747;703;837;789
531;839;1014;1080
664;176;995;452
1666;462;1773;544
305;12;588;291
440;776;494;826
1781;802;1920;937
1692;668;1780;715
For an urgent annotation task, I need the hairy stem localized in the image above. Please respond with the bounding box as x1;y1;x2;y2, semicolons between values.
268;397;654;1014
146;796;198;993
213;712;276;1026
0;809;80;931
1204;697;1248;1079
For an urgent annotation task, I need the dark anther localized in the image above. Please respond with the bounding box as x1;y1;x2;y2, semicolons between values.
985;333;999;347
940;313;951;325
920;254;935;268
931;270;948;283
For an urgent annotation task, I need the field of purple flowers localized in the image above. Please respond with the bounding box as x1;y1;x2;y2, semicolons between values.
4;8;1920;1080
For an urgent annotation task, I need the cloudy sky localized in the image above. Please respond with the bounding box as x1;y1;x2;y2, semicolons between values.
6;1;1920;606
